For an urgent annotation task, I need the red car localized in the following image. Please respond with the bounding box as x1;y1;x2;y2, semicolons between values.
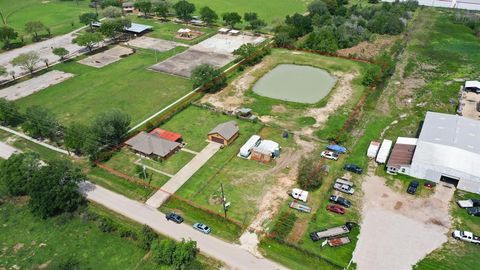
326;204;345;215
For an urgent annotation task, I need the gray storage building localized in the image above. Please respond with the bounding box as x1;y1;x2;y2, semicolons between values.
408;112;480;194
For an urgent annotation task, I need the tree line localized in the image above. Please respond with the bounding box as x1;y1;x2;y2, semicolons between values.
273;0;418;53
0;98;131;160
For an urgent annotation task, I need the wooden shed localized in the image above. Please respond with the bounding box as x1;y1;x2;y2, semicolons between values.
208;121;239;146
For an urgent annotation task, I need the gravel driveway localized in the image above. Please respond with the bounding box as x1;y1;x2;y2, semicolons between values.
0;141;20;159
352;167;454;270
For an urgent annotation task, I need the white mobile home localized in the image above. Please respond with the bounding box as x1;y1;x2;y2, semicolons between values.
239;135;261;158
376;139;393;164
367;141;381;159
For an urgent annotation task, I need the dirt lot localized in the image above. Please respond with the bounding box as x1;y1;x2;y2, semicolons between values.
337;35;400;60
78;46;134;68
353;165;454;270
150;34;265;77
0;70;73;100
128;36;187;52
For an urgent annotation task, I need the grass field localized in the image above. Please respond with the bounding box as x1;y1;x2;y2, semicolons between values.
15;47;192;126
189;0;307;25
0;202;160;270
0;0;90;45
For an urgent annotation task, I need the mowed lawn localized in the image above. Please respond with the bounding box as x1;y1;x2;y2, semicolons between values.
15;47;192;125
189;0;307;24
0;0;90;38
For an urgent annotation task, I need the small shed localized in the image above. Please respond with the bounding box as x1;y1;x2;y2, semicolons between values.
150;128;182;143
229;29;240;36
236;108;252;118
386;137;417;175
125;132;180;159
376;139;393;164
208;121;239;146
251;147;272;163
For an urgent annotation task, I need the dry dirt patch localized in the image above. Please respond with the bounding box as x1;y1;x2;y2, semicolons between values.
0;70;73;101
337;35;400;60
353;168;453;270
78;46;133;68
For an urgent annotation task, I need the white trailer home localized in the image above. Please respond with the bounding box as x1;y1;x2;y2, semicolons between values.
239;135;261;158
376;139;393;164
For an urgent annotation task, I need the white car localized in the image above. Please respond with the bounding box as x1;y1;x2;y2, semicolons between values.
321;150;339;161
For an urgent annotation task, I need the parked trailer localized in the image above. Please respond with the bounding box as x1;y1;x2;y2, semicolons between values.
328;237;351;247
376;139;392;164
290;188;309;202
289;201;312;213
310;223;355;241
239;135;261;158
367;141;381;158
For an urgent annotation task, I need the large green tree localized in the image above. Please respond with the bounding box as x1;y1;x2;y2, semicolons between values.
28;160;85;218
191;64;226;93
200;6;218;25
73;32;103;51
24;21;46;41
79;12;98;30
102;6;123;18
0;153;40;196
99;18;131;40
135;0;153;16
90;109;131;147
0;26;18;48
302;26;338;53
10;51;40;74
0;98;23;126
285;13;312;38
173;0;196;21
22;106;60;140
154;1;170;20
64;122;91;155
222;12;242;28
52;47;69;60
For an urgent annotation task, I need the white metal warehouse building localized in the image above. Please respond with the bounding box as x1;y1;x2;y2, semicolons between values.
408;111;480;194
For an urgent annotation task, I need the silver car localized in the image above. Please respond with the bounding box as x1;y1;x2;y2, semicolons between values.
193;223;211;234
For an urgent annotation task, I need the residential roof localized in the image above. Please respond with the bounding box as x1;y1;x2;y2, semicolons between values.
125;132;180;157
218;28;230;33
237;108;252;114
150;128;182;142
208;121;239;140
387;138;417;168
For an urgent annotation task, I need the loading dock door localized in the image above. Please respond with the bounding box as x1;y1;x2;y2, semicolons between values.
440;175;460;187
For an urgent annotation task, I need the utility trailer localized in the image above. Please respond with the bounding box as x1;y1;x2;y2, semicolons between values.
310;222;355;241
289;201;312;213
327;237;351;247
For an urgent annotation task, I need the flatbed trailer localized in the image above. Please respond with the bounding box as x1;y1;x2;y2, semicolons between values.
289;201;312;213
310;223;353;241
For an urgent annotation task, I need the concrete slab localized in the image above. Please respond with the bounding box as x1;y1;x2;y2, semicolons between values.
128;36;187;52
0;141;21;159
146;142;221;207
0;70;74;100
78;46;133;68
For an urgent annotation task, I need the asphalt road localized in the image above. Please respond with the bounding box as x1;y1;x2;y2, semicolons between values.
80;182;286;270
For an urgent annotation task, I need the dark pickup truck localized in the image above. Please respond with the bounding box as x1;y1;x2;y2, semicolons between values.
329;195;352;208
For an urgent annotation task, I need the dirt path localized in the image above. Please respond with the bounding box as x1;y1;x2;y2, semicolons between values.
352;165;453;270
239;135;316;254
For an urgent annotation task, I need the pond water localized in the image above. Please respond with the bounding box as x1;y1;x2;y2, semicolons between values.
252;64;337;104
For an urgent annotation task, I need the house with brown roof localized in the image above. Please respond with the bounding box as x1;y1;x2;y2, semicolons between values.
208;121;239;146
386;137;417;175
125;131;181;159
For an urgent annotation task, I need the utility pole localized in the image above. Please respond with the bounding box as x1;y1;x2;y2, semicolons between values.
221;183;227;219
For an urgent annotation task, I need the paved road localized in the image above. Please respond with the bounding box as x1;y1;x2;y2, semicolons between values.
0;125;70;155
146;142;221;208
0;29;85;80
0;141;21;159
80;182;286;270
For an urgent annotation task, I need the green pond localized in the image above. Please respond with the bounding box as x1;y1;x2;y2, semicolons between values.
252;64;337;104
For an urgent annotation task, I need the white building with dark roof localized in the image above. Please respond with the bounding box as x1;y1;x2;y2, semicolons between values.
408;111;480;193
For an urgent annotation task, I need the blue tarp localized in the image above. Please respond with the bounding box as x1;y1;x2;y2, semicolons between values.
326;144;347;154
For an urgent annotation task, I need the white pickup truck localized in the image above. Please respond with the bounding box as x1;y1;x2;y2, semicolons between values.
452;230;480;244
334;178;355;195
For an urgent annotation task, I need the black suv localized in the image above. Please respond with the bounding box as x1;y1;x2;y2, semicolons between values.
166;212;184;224
407;181;419;195
344;163;363;174
467;207;480;217
329;195;352;208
